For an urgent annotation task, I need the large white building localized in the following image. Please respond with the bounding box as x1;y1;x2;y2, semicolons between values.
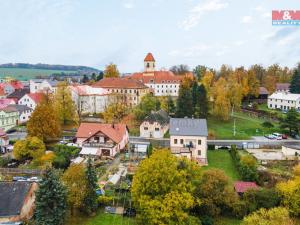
70;85;110;115
130;53;190;97
29;79;58;94
267;92;300;111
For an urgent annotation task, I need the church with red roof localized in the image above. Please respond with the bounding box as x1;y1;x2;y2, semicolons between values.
129;53;191;97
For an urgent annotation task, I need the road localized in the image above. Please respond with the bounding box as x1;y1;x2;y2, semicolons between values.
7;131;27;140
129;136;300;148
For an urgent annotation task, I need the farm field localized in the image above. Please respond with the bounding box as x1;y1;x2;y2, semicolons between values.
0;68;76;80
208;111;281;139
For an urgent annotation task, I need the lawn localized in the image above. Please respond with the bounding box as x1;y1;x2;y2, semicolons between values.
203;150;240;183
215;217;241;225
208;111;281;139
0;68;76;80
65;212;136;225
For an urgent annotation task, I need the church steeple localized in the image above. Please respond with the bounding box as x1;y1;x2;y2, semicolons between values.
144;53;155;72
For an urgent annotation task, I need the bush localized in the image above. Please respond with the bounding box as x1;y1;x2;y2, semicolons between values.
97;196;113;206
201;216;214;225
0;156;12;167
261;121;274;129
232;200;249;219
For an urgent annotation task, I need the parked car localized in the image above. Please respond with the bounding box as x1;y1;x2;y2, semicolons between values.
27;177;41;182
123;208;136;217
66;143;79;147
282;134;288;139
265;134;276;139
272;133;282;140
13;176;27;182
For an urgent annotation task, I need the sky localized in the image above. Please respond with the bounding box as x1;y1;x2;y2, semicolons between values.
0;0;299;72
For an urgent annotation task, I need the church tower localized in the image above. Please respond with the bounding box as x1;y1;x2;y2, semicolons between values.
144;53;155;73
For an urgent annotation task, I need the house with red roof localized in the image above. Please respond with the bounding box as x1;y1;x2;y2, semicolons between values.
129;53;191;97
234;181;258;195
76;123;129;158
18;93;44;110
92;77;149;107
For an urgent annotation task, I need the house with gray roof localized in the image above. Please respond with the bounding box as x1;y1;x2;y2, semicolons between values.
7;105;33;124
169;118;208;165
140;110;169;138
0;182;38;223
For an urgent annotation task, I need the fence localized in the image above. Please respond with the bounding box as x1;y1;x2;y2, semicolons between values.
0;168;44;175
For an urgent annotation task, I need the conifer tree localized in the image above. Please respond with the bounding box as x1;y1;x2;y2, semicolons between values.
35;168;67;225
290;64;300;94
176;86;193;118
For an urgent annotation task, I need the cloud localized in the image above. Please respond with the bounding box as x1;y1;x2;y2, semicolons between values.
262;27;298;41
253;6;263;12
179;0;228;30
241;16;253;24
262;12;271;18
122;0;135;9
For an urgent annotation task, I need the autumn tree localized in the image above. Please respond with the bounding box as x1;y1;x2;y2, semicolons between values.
103;102;128;123
83;157;98;215
35;168;67;225
242;207;295;225
201;70;214;97
13;137;45;162
134;93;160;121
290;64;300;94
249;64;265;85
160;96;175;114
193;65;207;81
27;98;61;141
62;164;88;214
104;63;120;78
132;149;202;225
54;81;78;125
195;169;238;217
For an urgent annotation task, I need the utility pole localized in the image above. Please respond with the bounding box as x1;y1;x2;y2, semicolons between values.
233;118;236;137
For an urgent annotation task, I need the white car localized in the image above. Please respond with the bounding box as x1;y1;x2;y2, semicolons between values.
272;133;282;140
66;143;78;147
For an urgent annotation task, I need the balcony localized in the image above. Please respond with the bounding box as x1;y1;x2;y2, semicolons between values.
83;142;114;148
171;144;196;154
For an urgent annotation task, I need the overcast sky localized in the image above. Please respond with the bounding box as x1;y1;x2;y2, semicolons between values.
0;0;299;72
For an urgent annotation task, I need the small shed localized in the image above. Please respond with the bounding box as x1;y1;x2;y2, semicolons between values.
234;181;258;195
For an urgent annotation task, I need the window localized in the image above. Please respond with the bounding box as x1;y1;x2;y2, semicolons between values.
198;140;201;145
180;139;183;144
144;127;148;130
155;128;159;131
174;139;177;144
198;150;201;156
147;63;150;68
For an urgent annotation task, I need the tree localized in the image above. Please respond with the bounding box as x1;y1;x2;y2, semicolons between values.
176;85;193;118
62;164;88;214
54;81;78;125
239;155;258;181
201;70;214;97
104;63;120;78
91;73;97;81
132;149;202;225
103;102;128;123
277;164;300;216
212;77;230;121
193;65;207;81
96;71;104;81
290;64;300;93
249;64;265;85
195;169;237;217
83;157;98;215
261;121;274;129
52;145;80;169
280;109;300;135
242;207;295;225
247;70;259;97
82;74;89;83
146;143;153;157
194;84;209;118
134;94;160;121
13;137;45;162
170;64;190;75
160;96;175;115
27;99;61;141
35;168;67;225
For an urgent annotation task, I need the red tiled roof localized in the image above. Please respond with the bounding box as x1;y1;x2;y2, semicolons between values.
0;88;5;96
76;123;127;143
234;181;258;193
130;70;184;84
259;87;269;95
144;53;155;62
27;93;44;104
92;78;148;89
9;80;24;90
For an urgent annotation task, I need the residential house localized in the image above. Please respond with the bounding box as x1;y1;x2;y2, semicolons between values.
129;53;192;97
234;181;258;196
140;110;169;138
0;182;38;223
0;99;16;109
276;83;290;93
8;105;33;124
70;85;110;115
7;88;30;103
169;118;208;165
0;106;19;131
29;79;58;94
18;93;44;110
0;128;9;153
9;80;24;91
267;92;300;111
92;77;149;107
0;88;6;99
76;123;129;158
0;83;15;95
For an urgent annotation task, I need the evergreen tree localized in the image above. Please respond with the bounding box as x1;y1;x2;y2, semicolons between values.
91;73;97;81
35;168;67;225
176;86;193;118
83;157;98;215
167;96;175;114
146;143;153;157
96;71;104;81
290;64;300;93
82;74;89;83
280;108;300;134
194;84;209;118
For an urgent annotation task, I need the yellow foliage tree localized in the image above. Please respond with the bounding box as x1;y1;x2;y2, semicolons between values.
104;63;120;78
54;81;78;125
103;102;128;123
13;137;46;161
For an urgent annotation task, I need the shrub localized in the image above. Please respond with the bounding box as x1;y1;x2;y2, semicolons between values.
97;196;113;206
201;216;214;225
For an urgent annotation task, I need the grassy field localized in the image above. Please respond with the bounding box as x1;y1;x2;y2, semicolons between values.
208;111;281;139
65;212;136;225
215;217;241;225
203;150;240;183
0;68;76;80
